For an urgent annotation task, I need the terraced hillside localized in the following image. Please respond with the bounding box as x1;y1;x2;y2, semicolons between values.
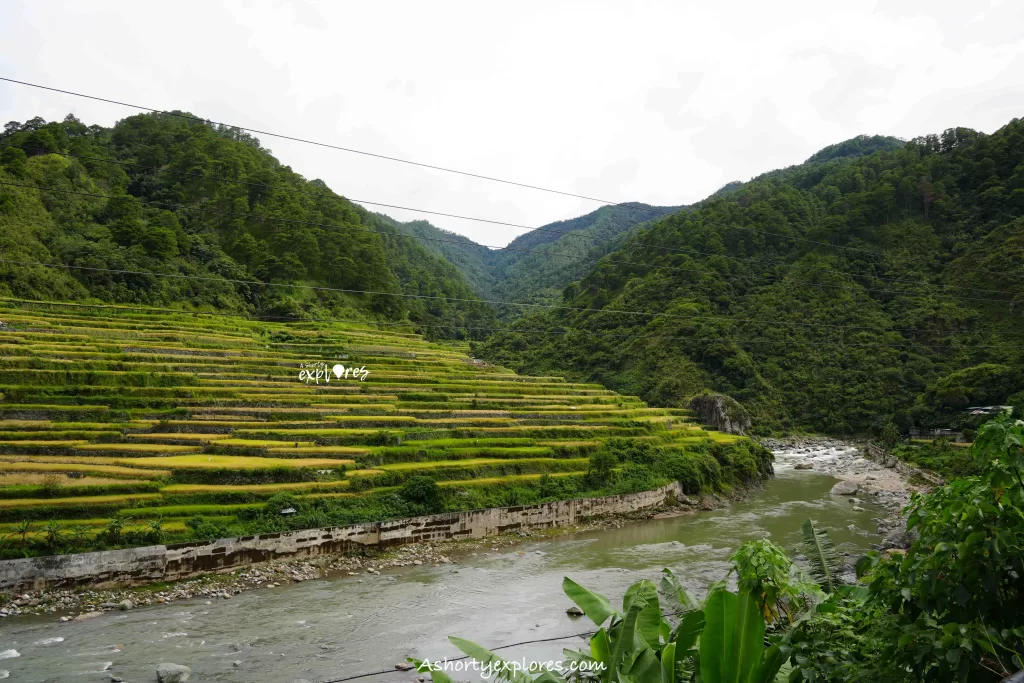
0;300;770;557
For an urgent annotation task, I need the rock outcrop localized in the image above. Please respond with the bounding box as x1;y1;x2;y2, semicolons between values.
688;393;751;435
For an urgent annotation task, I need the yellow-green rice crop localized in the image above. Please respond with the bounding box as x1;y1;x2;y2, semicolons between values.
116;455;354;469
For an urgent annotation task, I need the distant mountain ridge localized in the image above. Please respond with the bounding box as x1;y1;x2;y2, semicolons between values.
389;202;681;304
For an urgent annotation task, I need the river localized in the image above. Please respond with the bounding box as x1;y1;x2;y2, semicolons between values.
0;449;886;682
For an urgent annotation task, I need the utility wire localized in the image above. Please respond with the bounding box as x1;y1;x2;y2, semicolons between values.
317;630;598;683
1;180;1017;305
0;76;618;204
23;149;1024;287
1;298;1020;350
3;260;1021;345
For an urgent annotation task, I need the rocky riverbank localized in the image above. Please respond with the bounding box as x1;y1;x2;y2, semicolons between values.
761;436;930;550
0;499;709;622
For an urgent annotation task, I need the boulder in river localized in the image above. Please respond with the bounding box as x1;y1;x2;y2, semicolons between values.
830;480;859;495
566;606;585;617
118;600;134;611
156;663;191;683
793;463;814;470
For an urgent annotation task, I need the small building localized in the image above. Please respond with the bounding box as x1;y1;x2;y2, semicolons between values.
279;507;297;516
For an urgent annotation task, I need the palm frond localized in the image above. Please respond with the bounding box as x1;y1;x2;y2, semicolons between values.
800;518;842;593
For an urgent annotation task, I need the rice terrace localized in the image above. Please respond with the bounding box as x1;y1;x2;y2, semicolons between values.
0;300;759;552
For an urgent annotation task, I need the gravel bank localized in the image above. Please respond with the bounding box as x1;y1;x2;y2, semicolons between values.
761;436;930;550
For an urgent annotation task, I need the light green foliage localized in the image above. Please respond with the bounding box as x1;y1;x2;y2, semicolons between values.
729;539;823;624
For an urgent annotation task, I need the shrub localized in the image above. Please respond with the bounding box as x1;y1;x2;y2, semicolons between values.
399;476;443;513
657;453;704;493
587;449;618;486
185;515;231;541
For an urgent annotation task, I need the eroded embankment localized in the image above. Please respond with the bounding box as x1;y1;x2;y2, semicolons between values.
0;476;771;621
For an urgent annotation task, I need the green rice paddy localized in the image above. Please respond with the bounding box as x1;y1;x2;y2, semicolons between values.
0;302;745;543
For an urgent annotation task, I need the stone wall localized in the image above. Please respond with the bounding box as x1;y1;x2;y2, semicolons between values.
0;483;683;593
864;442;945;485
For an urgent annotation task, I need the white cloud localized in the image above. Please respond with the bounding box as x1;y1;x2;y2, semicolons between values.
1;0;1022;246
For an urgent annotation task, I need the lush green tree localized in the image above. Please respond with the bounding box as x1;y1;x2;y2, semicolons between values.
477;119;1024;434
0;113;495;338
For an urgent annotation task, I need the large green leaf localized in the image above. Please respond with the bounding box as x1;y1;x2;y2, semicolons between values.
699;589;766;683
659;568;699;611
408;657;454;683
661;642;677;683
611;603;642;677
623;579;659;611
627;647;662;681
587;628;613;683
750;644;790;683
800;519;841;593
637;604;665;650
564;576;619;627
449;636;536;683
674;610;705;654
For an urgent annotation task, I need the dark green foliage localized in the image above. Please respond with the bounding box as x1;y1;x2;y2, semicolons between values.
789;415;1024;682
880;420;901;447
587;449;618;486
399;475;443;513
891;440;982;478
805;135;906;164
476;118;1024;434
184;515;231;542
0;113;493;338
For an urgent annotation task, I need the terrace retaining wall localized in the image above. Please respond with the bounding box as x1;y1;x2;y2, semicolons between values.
0;482;684;593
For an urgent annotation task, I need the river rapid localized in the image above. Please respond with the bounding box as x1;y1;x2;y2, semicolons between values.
0;443;898;682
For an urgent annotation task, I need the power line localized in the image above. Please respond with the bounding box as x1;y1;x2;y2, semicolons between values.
25;149;1024;288
0;76;619;204
2;256;1021;345
1;180;1016;306
1;297;1020;350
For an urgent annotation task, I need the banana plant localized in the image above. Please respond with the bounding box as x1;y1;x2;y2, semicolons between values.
415;569;790;683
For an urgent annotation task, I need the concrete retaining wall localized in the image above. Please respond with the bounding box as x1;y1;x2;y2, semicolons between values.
0;482;683;593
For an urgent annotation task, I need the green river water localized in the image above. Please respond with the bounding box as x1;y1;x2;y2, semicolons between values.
0;462;885;682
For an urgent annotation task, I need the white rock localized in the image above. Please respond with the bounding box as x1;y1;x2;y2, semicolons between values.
156;663;192;683
830;480;859;495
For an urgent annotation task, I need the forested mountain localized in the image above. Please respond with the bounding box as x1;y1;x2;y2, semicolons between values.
476;120;1024;435
380;215;500;298
390;202;680;305
0;113;494;337
487;202;681;304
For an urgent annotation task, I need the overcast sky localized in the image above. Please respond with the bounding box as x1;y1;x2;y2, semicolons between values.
2;0;1023;247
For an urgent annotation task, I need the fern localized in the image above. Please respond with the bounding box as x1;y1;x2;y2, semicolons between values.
800;518;842;593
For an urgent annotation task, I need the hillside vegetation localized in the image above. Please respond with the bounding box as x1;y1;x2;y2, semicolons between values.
0;300;767;556
0;113;493;337
477;119;1024;435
